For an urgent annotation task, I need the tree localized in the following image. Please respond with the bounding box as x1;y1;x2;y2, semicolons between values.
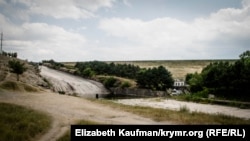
186;72;203;92
136;66;174;91
82;67;95;77
8;60;27;81
239;50;250;60
154;66;174;90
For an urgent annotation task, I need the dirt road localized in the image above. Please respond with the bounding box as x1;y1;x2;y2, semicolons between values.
115;98;250;119
0;90;169;141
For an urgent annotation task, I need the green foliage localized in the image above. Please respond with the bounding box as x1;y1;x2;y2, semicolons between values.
75;61;140;79
2;51;17;58
75;61;173;91
239;50;250;59
186;50;250;101
136;66;174;91
82;67;95;77
185;72;203;92
103;77;118;88
8;60;27;81
121;81;132;88
42;59;64;69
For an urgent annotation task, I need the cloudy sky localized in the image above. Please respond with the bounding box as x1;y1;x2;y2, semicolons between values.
0;0;250;62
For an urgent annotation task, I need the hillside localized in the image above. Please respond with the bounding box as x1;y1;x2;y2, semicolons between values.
112;60;238;79
64;59;237;79
0;55;49;91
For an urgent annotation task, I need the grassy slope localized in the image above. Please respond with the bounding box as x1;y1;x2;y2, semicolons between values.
0;103;51;141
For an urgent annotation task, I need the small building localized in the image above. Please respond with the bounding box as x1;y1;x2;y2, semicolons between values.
173;79;185;87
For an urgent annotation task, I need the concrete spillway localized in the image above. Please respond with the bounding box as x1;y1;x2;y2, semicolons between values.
40;66;110;98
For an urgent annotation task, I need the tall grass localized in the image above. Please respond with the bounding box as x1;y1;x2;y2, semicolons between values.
0;81;19;90
0;103;51;141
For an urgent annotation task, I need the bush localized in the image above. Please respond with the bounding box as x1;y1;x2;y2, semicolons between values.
8;60;27;81
103;77;117;88
120;81;131;88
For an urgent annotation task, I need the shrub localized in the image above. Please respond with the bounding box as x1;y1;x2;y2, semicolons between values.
121;81;131;88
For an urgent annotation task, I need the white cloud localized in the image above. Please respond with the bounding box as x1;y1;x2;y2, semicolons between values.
26;0;115;19
1;0;249;61
75;0;114;11
99;3;250;59
123;0;132;7
0;0;115;20
0;0;6;5
242;0;250;8
19;23;87;61
1;15;87;61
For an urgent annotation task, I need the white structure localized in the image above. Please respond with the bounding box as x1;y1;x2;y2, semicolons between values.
171;89;182;96
173;79;185;87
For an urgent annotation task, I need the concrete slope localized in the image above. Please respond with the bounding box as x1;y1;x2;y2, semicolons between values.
40;66;110;98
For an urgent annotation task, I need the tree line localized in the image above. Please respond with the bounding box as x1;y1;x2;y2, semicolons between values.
74;61;174;91
186;50;250;101
1;51;17;58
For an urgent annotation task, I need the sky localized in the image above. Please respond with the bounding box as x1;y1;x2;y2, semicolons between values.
0;0;250;62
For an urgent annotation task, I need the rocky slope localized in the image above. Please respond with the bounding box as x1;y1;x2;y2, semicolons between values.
0;55;48;91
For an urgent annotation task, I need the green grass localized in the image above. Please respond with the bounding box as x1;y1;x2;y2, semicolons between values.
0;103;51;141
57;120;100;141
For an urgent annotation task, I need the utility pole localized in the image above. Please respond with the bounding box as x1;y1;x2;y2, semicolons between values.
0;32;2;55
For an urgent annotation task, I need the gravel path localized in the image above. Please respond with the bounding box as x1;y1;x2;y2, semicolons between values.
115;98;250;119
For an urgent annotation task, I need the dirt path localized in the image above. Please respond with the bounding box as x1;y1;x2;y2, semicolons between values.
0;90;170;141
115;98;250;119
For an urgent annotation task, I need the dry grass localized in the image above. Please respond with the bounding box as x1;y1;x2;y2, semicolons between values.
97;75;137;88
0;81;39;92
0;103;51;141
57;120;100;141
